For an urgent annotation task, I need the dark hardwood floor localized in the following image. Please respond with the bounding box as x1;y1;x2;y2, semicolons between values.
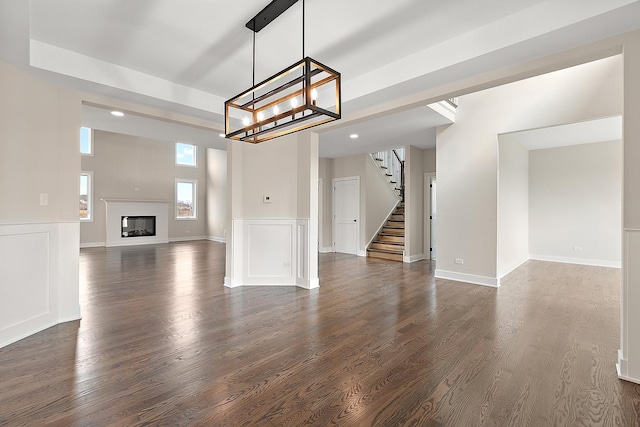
0;240;639;426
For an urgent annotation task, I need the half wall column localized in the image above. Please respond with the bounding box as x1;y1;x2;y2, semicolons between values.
620;30;640;384
224;132;319;288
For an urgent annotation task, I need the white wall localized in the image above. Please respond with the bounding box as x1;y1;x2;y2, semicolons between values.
206;148;227;242
529;140;622;267
318;158;333;251
0;60;81;348
497;139;529;277
423;147;436;173
405;145;425;261
436;55;622;286
80;130;207;245
241;137;299;219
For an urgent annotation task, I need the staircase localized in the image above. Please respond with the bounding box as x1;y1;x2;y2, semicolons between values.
367;202;405;261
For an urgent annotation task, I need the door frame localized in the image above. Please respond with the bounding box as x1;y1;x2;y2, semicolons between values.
318;177;323;250
424;172;436;261
332;176;360;255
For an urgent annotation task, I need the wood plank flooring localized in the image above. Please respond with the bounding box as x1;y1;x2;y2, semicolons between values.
0;240;639;426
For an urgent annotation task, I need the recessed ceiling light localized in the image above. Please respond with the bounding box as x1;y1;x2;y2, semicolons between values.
111;111;124;117
350;134;359;139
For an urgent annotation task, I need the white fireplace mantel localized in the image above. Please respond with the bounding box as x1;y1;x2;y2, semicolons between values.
101;199;169;247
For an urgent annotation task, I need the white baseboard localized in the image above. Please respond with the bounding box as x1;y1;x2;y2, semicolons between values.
169;236;207;243
319;247;333;253
224;277;240;288
0;321;56;349
207;236;226;243
357;250;367;257
403;253;424;263
80;241;105;248
529;254;621;268
617;350;640;384
225;276;317;289
435;269;500;288
297;277;320;289
499;257;529;278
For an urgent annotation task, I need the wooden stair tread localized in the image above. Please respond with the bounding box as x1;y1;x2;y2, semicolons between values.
373;240;403;245
377;237;404;243
367;247;403;255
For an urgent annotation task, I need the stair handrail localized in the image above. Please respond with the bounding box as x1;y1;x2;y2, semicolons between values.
392;149;405;202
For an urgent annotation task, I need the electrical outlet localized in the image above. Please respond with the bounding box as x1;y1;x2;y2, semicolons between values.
40;193;48;206
573;246;583;252
283;261;291;267
454;258;464;265
263;195;272;204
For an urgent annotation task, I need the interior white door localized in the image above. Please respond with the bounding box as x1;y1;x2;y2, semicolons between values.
333;178;359;255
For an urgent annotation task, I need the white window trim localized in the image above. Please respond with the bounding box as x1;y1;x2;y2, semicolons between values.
175;142;197;167
80;171;94;222
175;178;197;220
80;127;93;156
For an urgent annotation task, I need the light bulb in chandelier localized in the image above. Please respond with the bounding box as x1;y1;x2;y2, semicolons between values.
291;97;298;119
311;88;318;106
273;105;280;126
242;117;251;136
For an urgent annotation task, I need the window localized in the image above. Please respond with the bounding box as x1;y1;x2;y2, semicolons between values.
176;179;197;219
80;172;93;221
176;142;196;166
80;127;92;155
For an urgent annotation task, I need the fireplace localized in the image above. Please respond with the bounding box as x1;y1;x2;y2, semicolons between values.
121;216;156;238
102;199;169;247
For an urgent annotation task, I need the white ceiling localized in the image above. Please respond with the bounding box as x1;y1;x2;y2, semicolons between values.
499;116;623;151
315;103;453;157
82;105;227;150
2;0;640;156
27;0;546;98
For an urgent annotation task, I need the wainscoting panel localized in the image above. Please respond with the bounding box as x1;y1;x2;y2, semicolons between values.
297;222;306;281
0;222;81;348
228;219;314;288
246;222;293;281
0;231;50;330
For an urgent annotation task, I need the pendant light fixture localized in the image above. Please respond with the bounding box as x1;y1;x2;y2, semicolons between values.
224;0;341;144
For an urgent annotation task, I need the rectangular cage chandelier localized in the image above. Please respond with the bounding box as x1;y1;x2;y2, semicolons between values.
224;0;341;144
